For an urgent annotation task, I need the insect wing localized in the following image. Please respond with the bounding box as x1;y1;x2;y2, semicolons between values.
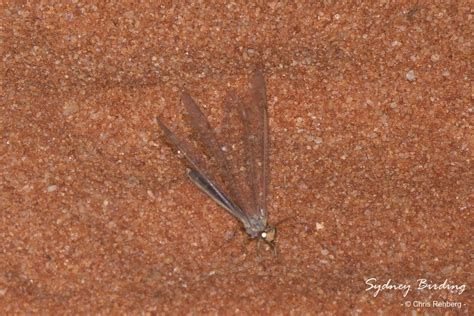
156;115;250;225
240;71;269;219
156;71;270;236
187;169;248;222
180;92;246;211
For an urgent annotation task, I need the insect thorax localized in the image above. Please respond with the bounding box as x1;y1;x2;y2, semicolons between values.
244;214;268;238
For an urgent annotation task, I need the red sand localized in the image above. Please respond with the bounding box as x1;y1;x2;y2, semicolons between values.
1;2;472;314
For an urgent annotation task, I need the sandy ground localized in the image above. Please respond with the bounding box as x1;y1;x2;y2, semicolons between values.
1;1;472;314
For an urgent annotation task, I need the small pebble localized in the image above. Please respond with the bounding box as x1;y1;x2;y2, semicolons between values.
47;185;58;192
406;70;416;81
431;54;440;62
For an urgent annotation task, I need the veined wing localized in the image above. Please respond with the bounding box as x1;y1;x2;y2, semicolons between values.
156;117;249;223
187;168;246;221
156;71;269;232
218;91;255;215
240;71;269;218
180;92;246;212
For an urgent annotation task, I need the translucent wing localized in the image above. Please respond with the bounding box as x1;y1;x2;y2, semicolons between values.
218;91;255;215
215;71;269;236
180;92;246;211
156;71;269;237
156;117;248;223
186;168;246;221
240;71;269;218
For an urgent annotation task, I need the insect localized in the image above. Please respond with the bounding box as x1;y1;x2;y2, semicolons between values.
156;71;276;255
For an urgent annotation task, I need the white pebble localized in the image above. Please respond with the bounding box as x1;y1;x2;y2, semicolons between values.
47;185;58;192
406;70;416;81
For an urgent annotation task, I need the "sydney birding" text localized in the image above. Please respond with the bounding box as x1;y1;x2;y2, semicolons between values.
365;278;466;297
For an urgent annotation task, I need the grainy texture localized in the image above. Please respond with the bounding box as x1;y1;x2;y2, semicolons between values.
1;1;472;314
